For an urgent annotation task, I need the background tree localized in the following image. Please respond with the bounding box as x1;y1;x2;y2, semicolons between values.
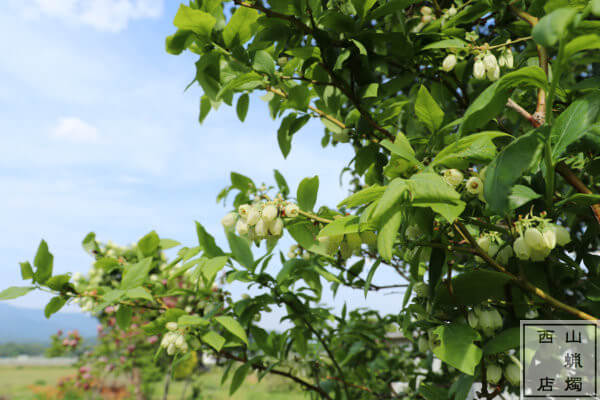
3;0;600;399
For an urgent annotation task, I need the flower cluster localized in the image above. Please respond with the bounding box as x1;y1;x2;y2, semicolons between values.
288;244;311;260
486;361;520;386
476;233;513;265
441;169;484;199
513;215;570;262
318;231;376;259
61;330;82;348
222;200;299;241
160;322;189;355
468;304;503;337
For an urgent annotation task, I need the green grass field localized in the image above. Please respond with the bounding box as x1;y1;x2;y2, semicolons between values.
0;365;306;400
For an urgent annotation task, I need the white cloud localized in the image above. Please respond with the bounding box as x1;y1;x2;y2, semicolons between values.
52;117;99;143
23;0;163;32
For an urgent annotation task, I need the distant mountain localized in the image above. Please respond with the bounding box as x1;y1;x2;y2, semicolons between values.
0;303;98;343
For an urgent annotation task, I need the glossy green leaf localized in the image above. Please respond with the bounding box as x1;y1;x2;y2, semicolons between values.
44;296;66;318
415;85;444;133
431;323;482;375
431;131;510;169
532;7;578;47
508;185;541;210
116;306;133;330
226;231;254;270
297;176;319;211
236;93;249;122
551;92;600;162
138;231;160;257
120;258;153;290
0;286;35;301
173;5;216;37
483;327;519;354
20;262;33;280
484;130;545;213
223;6;259;47
34;240;53;284
318;216;359;237
338;185;386;208
229;363;251;395
202;330;226;352
125;287;153;302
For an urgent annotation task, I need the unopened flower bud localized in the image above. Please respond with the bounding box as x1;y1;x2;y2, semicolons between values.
221;212;237;228
467;311;479;329
487;363;502;384
420;6;433;15
505;49;514;68
487;64;500;81
245;208;260;226
483;53;498;70
235;219;249;235
505;363;521;386
447;5;457;16
443;169;464;187
255;218;268;237
175;335;186;348
442;54;457;72
414;282;429;298
473;59;486;79
466;176;483;195
166;343;176;355
284;204;299;218
262;204;278;222
268;218;284;236
421;14;433;23
238;204;251;219
496;245;513;265
524;228;545;251
513;236;530;260
166;322;178;331
542;228;557;250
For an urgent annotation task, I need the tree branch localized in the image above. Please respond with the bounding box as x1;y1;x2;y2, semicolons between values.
453;221;599;323
556;162;600;225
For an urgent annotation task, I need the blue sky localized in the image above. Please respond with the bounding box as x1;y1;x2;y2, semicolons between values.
0;0;407;330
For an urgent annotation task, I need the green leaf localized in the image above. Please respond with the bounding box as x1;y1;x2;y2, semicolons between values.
460;67;548;135
532;7;578;47
431;323;482;375
46;274;71;291
352;0;378;18
34;240;53;284
199;95;211;123
422;38;468;50
230;363;251;395
483;327;519;354
380;136;418;164
407;173;465;222
431;131;510;169
286;85;310;111
223;6;260;47
215;316;248;345
44;296;66;318
125;287;153;302
226;231;254;270
318;216;359;238
82;232;99;253
173;5;216;37
273;169;289;197
297;176;319;211
428;247;445;297
159;238;181;250
165;29;193;55
116;306;133;330
202;330;226;352
0;286;35;301
277;113;296;158
371;178;408;223
364;259;381;298
551;92;600;162
196;221;225;258
20;262;33;280
253;50;275;76
377;209;403;261
120;258;153;290
236;93;250;122
338;185;386;208
217;72;264;99
138;231;160;257
415;85;444;133
202;256;229;283
178;315;209;327
556;193;600;207
419;383;449;400
508;185;541;210
434;270;512;306
484;130;545;213
564;34;600;61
